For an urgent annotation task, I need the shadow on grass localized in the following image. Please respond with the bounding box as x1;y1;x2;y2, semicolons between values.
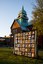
0;54;43;64
0;48;43;64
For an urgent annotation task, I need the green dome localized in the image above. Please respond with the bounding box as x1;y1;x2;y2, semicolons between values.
17;6;28;20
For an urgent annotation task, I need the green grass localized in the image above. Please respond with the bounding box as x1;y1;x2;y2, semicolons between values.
0;47;43;64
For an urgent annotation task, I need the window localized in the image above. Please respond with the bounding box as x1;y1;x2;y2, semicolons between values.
28;32;31;35
22;44;24;47
22;40;25;43
27;48;30;52
18;33;20;36
15;47;19;51
17;44;20;47
31;39;35;43
31;44;35;48
15;37;17;40
14;31;36;57
23;36;25;39
24;44;27;47
32;35;35;39
15;34;18;36
31;48;35;53
32;53;34;57
20;48;22;51
25;40;27;43
28;36;31;39
20;33;22;36
21;48;25;52
32;31;35;35
18;37;20;39
27;40;30;43
15;40;17;44
25;53;27;56
25;32;28;36
28;44;31;47
22;52;24;55
25;48;27;52
15;44;17;47
28;53;31;57
23;33;25;36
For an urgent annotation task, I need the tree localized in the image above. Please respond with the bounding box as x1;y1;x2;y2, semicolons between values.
32;0;43;36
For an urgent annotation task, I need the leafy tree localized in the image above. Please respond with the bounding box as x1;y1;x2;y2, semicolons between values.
32;0;43;36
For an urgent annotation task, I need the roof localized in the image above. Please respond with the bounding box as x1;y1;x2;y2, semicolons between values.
11;19;32;31
16;19;29;27
11;7;32;31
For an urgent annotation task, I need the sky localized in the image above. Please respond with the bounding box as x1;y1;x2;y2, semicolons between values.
0;0;36;37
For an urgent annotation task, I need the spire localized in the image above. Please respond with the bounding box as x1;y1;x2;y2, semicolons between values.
22;6;24;11
22;6;26;14
17;6;28;20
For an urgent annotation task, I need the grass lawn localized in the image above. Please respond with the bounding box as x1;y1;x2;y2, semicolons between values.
0;47;43;64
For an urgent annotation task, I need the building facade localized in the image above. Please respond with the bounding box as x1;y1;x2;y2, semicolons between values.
11;7;37;57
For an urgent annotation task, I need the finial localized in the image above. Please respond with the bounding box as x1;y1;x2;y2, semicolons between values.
22;6;24;11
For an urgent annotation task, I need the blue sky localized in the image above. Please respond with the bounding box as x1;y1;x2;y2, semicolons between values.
0;0;36;37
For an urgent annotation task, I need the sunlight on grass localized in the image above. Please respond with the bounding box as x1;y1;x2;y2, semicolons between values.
0;47;43;64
